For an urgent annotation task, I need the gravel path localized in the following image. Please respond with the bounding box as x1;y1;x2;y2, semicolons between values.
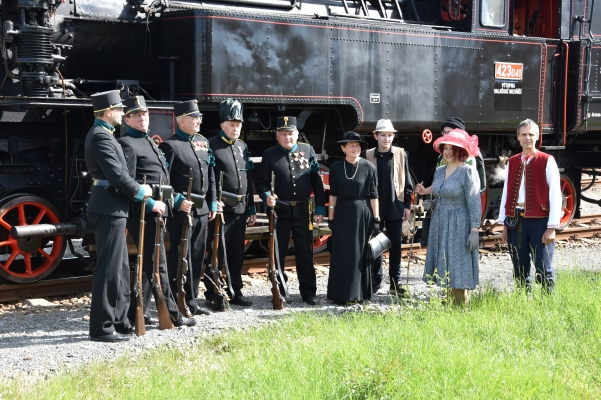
2;184;601;385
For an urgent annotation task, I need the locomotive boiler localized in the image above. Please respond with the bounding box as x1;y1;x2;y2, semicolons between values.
1;0;600;283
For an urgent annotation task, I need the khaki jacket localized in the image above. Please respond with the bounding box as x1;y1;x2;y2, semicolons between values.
365;146;406;199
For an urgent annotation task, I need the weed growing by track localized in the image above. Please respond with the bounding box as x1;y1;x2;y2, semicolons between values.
2;271;601;399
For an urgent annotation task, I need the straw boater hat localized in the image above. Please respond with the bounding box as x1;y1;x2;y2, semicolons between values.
373;119;397;133
335;131;368;150
433;128;479;157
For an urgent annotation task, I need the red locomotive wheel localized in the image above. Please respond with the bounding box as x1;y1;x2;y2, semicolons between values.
313;164;331;254
0;195;66;283
558;175;576;230
422;129;433;144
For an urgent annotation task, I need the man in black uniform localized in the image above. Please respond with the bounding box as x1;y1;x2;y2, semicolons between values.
85;90;152;342
204;99;256;308
159;100;216;316
256;116;326;305
118;96;197;328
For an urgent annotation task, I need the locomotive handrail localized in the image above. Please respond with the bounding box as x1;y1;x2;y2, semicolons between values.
169;0;296;10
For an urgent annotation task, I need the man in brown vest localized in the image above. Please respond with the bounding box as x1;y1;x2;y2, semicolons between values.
365;119;413;296
498;119;562;292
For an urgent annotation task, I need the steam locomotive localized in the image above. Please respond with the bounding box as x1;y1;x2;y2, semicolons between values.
1;0;600;283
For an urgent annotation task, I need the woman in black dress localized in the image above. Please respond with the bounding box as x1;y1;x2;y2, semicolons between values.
327;132;380;304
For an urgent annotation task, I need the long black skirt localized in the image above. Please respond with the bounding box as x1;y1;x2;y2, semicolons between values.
327;199;373;303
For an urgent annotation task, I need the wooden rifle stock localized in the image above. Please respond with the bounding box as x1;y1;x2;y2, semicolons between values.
211;171;226;311
134;176;147;336
176;168;193;317
268;171;284;310
153;174;174;329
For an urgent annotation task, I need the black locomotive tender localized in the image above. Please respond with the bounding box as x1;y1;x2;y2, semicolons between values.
0;0;599;284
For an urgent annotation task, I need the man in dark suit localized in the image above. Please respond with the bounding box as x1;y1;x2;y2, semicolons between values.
256;116;326;305
159;100;216;316
204;99;256;308
85;90;152;342
119;96;197;328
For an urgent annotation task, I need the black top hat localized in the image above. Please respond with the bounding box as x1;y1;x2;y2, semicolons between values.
277;116;297;131
335;131;368;150
91;90;125;113
441;116;465;131
124;96;148;115
174;100;202;118
219;98;244;123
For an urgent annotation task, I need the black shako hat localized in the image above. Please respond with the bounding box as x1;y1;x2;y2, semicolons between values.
441;116;465;132
124;95;148;115
174;100;202;118
219;98;244;123
91;90;125;113
276;116;297;131
335;131;368;150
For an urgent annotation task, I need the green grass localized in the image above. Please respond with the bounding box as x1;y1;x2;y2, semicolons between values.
3;271;601;399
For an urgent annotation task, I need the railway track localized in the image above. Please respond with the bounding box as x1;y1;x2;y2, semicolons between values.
2;213;601;303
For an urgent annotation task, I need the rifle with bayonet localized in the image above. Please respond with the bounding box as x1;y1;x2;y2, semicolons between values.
211;171;227;312
153;174;175;330
268;171;284;310
133;176;147;336
176;168;193;317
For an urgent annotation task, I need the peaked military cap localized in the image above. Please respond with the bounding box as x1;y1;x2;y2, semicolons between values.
174;100;202;118
124;95;148;115
277;116;297;131
91;90;125;113
219;98;244;123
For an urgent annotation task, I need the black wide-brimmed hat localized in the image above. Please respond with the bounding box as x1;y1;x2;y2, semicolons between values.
277;116;297;131
335;131;368;150
123;95;148;115
441;116;465;131
219;98;244;122
91;90;125;113
174;100;202;118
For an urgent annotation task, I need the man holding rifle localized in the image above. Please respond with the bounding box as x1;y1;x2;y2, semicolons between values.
256;116;326;305
204;99;256;308
118;96;196;329
160;100;217;316
85;90;153;342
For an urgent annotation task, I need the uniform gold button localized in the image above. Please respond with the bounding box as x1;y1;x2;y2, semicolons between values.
294;192;296;195
293;184;296;186
291;168;294;170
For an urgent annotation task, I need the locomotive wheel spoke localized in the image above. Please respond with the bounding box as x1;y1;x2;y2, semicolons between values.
17;204;26;226
23;254;32;274
2;251;18;271
32;209;47;225
0;218;12;231
36;248;49;258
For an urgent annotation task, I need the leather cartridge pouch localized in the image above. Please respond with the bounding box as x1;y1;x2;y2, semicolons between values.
221;190;243;207
151;184;173;200
368;232;391;260
183;192;205;209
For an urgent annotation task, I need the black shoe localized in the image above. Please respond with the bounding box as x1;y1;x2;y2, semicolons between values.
389;284;409;298
90;332;130;342
144;316;158;325
303;295;318;305
195;308;212;316
115;326;135;335
231;294;253;307
174;316;197;327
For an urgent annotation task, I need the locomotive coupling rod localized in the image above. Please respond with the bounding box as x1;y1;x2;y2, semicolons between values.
10;220;89;239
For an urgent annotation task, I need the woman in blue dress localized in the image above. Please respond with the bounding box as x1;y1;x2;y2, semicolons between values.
415;129;481;305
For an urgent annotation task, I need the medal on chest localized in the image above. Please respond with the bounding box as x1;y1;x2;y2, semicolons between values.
194;140;208;152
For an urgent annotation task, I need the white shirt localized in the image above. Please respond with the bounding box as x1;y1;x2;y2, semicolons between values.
497;155;562;228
